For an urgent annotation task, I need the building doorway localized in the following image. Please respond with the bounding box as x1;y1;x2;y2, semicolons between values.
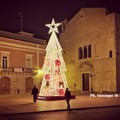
0;77;10;94
82;73;89;91
25;77;33;93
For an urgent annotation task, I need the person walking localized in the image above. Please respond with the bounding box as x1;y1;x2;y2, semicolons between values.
31;85;39;103
65;87;71;110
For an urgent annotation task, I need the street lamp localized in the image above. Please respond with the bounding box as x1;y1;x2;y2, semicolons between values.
33;68;43;89
37;69;43;75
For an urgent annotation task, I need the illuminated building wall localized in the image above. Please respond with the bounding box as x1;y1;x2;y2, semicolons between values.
0;31;46;94
60;8;119;93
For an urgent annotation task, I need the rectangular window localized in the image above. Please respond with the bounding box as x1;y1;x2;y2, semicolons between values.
109;51;112;58
2;56;7;68
1;51;10;68
26;54;33;68
27;58;31;68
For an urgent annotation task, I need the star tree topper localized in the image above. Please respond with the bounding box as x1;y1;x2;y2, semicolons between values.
45;18;61;34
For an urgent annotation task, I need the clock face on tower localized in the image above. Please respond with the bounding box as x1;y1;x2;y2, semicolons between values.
79;9;85;17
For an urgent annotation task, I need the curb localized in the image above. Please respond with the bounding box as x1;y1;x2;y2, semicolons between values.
1;105;120;116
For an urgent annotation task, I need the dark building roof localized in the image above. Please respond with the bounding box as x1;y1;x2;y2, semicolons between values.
0;30;47;45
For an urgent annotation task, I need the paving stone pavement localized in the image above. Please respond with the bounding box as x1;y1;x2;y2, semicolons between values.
0;93;120;115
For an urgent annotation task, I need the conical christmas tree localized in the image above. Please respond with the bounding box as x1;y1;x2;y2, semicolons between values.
39;18;68;96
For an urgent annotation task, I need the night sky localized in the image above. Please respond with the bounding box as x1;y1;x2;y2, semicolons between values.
0;0;120;39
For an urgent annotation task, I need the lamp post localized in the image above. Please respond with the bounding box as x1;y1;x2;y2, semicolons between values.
34;69;43;90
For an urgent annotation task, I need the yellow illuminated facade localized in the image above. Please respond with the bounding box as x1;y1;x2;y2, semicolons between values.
60;8;120;93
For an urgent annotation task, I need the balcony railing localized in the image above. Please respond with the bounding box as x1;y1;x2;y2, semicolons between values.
0;67;34;73
0;67;13;72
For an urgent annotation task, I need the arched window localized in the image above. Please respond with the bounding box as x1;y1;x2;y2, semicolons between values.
78;47;83;59
84;46;87;58
88;45;91;58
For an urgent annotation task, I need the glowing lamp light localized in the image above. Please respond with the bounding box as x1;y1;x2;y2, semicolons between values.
37;69;43;75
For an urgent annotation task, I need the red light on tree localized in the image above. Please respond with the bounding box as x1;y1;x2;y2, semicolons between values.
55;59;61;66
45;74;50;80
58;89;64;95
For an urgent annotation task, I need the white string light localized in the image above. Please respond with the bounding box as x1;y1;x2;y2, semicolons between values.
39;18;68;96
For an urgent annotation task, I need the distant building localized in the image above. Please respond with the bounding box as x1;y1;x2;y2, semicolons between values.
0;30;46;94
60;8;120;93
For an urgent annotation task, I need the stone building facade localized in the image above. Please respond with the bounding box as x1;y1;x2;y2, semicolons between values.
0;31;46;94
60;8;120;93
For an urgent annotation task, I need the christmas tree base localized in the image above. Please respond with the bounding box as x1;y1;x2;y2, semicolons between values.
38;95;76;101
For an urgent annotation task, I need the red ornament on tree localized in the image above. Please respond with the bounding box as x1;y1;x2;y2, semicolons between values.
45;74;50;80
58;89;64;96
55;59;61;66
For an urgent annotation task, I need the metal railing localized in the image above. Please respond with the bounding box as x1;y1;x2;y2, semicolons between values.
0;67;34;73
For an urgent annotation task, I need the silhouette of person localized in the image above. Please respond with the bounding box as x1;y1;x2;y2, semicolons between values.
65;87;71;110
31;85;39;103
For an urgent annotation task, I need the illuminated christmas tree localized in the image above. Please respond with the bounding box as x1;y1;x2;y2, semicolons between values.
39;18;68;97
